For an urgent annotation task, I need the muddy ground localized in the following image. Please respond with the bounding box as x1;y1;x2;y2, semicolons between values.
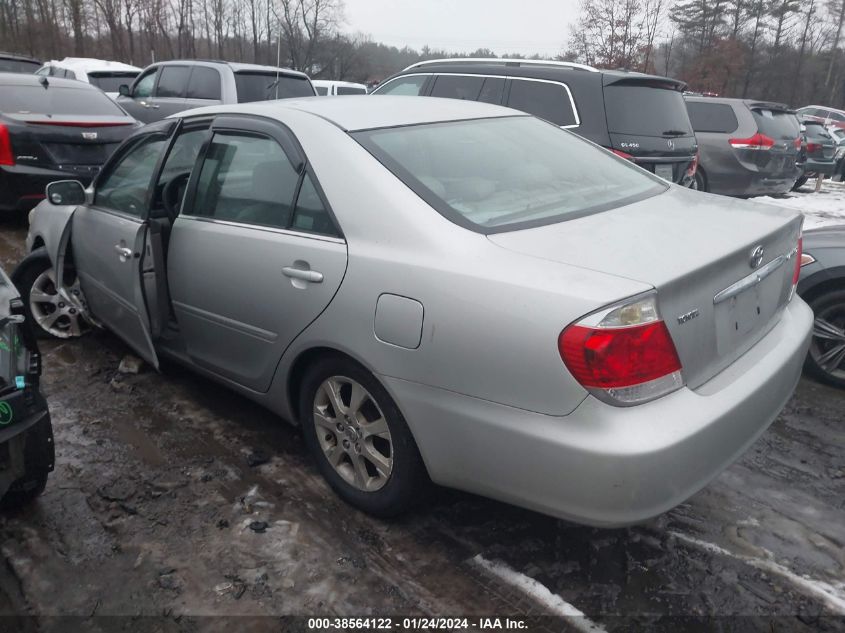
0;219;842;633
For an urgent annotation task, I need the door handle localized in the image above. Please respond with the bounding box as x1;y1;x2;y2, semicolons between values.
114;245;133;260
282;267;323;283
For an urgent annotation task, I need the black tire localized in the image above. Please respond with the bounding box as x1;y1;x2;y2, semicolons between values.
0;416;55;510
13;247;54;339
792;175;809;191
693;168;707;192
804;289;845;389
299;355;428;517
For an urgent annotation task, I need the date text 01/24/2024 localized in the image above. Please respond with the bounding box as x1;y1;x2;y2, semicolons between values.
306;617;529;630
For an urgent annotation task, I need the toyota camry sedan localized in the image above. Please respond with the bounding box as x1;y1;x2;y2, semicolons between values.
14;97;812;526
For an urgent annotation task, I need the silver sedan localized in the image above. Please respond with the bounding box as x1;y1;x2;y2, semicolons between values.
15;97;812;526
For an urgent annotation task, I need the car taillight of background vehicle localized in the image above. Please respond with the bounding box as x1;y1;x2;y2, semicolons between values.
806;142;821;154
0;124;14;166
558;294;683;406
729;133;775;150
793;137;802;150
687;151;699;178
611;149;634;161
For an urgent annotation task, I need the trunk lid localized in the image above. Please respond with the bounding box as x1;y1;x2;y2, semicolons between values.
488;186;802;389
739;104;802;177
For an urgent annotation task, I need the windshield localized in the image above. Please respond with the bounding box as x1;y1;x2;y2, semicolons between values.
0;85;126;115
0;58;40;73
605;85;692;137
234;72;315;102
88;72;138;92
354;116;665;233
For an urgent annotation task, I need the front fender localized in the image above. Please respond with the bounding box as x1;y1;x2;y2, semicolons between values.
26;201;77;270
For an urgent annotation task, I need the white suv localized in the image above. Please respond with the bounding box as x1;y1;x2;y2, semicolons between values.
35;57;141;99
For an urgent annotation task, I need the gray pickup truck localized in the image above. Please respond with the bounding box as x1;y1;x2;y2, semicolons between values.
116;59;315;124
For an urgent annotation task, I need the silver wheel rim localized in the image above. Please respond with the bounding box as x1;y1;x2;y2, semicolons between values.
313;376;393;492
810;311;845;380
29;269;87;339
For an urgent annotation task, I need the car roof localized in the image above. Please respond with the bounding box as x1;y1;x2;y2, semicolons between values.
0;51;40;63
154;59;309;79
175;95;523;132
0;72;100;88
44;57;141;73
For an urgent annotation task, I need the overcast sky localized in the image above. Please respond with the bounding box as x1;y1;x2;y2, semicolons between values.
342;0;580;57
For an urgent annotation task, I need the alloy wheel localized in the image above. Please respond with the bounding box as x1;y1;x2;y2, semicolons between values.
29;269;88;339
313;375;393;492
810;309;845;381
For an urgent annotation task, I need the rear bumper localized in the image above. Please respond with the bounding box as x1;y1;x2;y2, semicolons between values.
0;164;94;213
385;298;812;527
804;158;836;176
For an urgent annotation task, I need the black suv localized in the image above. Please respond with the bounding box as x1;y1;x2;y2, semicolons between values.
372;59;698;186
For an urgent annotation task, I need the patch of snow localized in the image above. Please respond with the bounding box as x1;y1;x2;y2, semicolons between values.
751;180;845;230
670;531;845;614
470;554;607;632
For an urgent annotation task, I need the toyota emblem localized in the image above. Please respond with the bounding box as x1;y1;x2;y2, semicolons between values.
749;245;764;269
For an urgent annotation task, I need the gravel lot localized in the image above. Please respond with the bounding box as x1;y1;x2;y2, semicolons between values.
0;194;843;632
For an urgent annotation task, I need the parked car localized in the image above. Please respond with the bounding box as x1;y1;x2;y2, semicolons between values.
797;225;845;388
0;51;41;74
0;265;54;510
796;105;845;131
685;97;802;196
830;127;845;180
15;97;811;526
313;80;368;96
116;60;316;124
371;58;699;187
0;73;141;215
793;118;837;190
35;57;141;99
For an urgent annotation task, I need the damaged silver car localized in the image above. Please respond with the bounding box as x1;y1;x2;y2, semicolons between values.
15;97;812;525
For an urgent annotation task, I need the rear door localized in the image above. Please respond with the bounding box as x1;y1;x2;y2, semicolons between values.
167;115;347;391
747;105;802;179
430;74;506;105
183;66;223;111
151;65;190;118
70;120;176;368
603;79;697;184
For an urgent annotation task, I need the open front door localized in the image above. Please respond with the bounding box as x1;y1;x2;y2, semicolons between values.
70;122;176;369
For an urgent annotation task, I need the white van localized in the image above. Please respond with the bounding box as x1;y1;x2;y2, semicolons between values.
312;80;368;96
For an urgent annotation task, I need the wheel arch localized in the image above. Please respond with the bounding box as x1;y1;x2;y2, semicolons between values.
798;268;845;305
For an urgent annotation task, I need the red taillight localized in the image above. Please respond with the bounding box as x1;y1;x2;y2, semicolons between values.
611;149;634;161
729;133;775;150
559;321;682;390
25;121;132;127
686;150;699;177
793;137;802;150
806;142;821;153
792;236;802;288
0;124;14;166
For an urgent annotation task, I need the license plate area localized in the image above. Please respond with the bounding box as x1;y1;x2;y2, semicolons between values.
714;272;784;355
655;164;674;181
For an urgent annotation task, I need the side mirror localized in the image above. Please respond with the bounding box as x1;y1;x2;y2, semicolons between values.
46;180;86;206
118;84;130;97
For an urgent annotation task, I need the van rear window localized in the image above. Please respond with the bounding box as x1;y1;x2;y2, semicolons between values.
752;109;800;140
605;86;692;137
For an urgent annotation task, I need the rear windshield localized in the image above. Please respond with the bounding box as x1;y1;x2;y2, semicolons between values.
0;85;126;115
87;72;138;92
354;116;664;233
752;109;800;140
605;85;692;137
234;72;314;102
0;58;40;73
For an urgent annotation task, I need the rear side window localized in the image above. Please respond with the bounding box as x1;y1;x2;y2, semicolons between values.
752;109;800;140
337;86;366;95
156;66;190;98
431;75;486;100
187;67;221;100
605;85;692;137
686;102;739;134
234;73;315;102
191;133;301;228
478;78;505;104
292;172;337;236
0;85;125;115
506;79;577;127
315;86;328;95
0;58;41;73
374;75;427;96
